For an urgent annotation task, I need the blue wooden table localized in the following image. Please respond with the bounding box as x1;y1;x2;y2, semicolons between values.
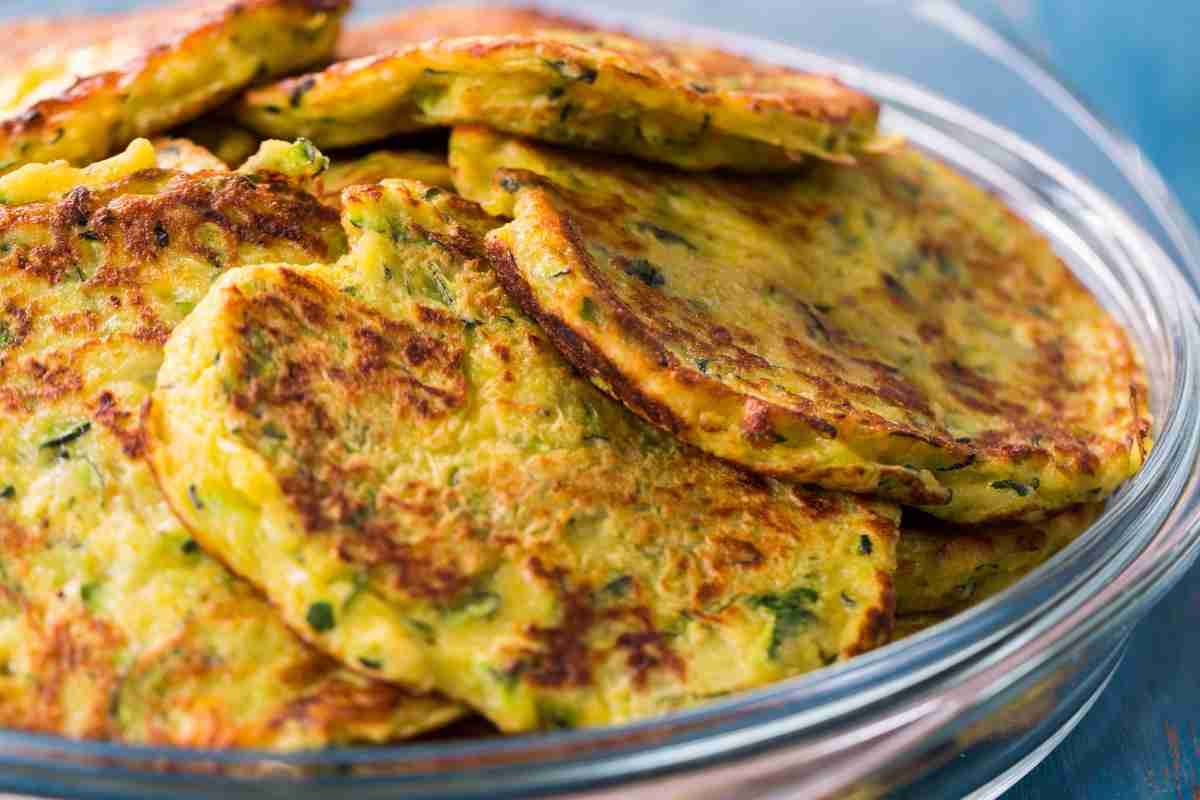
11;0;1200;796
992;3;1200;798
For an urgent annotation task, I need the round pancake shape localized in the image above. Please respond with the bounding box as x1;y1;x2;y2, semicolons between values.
0;146;460;747
146;179;901;732
0;0;348;171
235;30;880;172
337;3;598;60
454;128;1152;522
895;504;1103;615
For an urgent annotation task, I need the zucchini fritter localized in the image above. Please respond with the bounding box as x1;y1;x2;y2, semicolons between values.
338;3;597;59
0;144;461;747
147;180;900;732
896;504;1103;614
236;30;880;171
454;128;1151;522
0;0;347;170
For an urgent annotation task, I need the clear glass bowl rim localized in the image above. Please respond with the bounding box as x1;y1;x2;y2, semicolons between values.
2;3;1200;796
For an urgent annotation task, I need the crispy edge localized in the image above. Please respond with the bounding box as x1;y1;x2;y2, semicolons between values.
0;0;349;164
484;174;950;506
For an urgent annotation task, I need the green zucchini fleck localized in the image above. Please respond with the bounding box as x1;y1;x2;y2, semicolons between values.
621;257;665;288
751;587;819;659
306;601;336;632
187;484;205;510
40;421;92;449
601;574;633;597
990;479;1031;497
580;296;599;323
634;221;697;252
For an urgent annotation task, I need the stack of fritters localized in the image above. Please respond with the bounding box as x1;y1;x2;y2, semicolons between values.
0;1;1148;745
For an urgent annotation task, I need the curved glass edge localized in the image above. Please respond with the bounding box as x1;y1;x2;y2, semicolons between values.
0;4;1198;798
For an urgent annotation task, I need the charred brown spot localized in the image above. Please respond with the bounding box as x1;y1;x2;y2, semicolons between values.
792;489;842;519
613;608;685;690
488;238;687;436
24;609;125;739
522;557;594;688
740;397;778;447
846;571;894;656
94;390;144;458
416;305;458;327
714;536;764;568
60;187;93;227
917;319;944;344
338;533;471;602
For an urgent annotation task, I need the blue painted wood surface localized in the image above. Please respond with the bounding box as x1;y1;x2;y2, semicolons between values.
11;1;1200;796
992;5;1200;798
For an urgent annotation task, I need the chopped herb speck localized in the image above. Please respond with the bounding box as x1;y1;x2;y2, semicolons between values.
634;221;696;251
306;601;336;632
543;59;597;83
602;575;633;596
40;422;91;449
622;257;665;288
990;479;1031;497
751;587;819;659
187;484;205;510
289;76;316;108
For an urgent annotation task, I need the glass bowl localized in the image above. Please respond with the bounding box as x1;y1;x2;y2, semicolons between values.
3;1;1199;797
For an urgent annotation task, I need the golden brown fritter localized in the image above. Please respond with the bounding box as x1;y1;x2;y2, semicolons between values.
0;143;461;748
455;128;1151;522
147;179;901;732
896;504;1103;614
0;0;347;170
236;29;880;171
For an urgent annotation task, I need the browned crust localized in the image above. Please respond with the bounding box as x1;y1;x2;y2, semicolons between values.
486;175;940;488
1;0;349;154
845;570;895;656
279;29;876;127
481;139;1148;517
142;403;453;742
486;236;688;436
